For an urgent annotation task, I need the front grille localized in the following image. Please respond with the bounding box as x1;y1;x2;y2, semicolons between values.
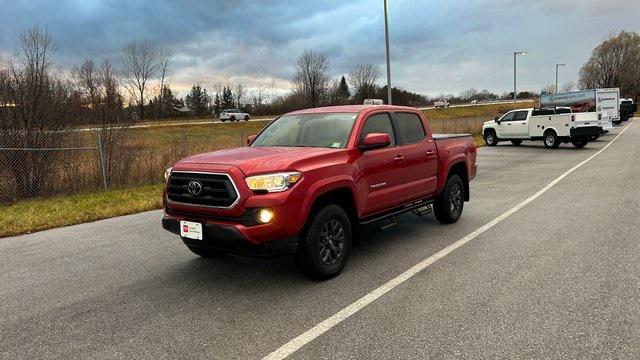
167;172;239;208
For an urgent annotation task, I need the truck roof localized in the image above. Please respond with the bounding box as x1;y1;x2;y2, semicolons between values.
285;104;419;116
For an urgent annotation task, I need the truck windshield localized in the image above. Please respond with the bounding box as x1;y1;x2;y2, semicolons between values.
251;113;357;148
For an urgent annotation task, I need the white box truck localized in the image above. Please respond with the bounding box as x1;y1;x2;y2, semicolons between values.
540;88;620;130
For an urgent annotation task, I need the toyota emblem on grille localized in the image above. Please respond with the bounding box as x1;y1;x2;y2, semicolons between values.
187;180;203;196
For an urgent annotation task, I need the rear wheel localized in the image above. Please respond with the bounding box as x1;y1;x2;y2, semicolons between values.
434;174;464;224
244;115;250;121
571;137;588;148
295;204;352;280
186;245;226;258
484;131;498;146
511;139;522;146
544;131;560;149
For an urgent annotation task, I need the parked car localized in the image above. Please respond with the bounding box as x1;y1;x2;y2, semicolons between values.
363;99;384;105
434;100;450;108
162;105;477;279
470;100;478;104
220;109;250;122
482;107;603;149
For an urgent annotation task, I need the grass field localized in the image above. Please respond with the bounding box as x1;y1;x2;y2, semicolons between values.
0;184;163;238
1;102;505;237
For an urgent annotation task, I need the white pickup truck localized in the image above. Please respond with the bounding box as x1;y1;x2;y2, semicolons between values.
219;109;251;122
434;100;450;108
482;107;603;149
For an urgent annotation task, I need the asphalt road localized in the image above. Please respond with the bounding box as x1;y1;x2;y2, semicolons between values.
1;119;639;359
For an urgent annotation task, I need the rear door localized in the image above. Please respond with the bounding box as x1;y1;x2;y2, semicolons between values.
392;112;438;200
356;112;407;215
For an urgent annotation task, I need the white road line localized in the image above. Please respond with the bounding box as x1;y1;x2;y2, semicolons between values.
262;121;634;360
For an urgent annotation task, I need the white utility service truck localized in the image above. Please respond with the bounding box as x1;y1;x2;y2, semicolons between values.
482;107;603;149
540;88;619;129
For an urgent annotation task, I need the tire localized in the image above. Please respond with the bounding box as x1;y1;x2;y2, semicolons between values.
511;139;522;146
544;131;560;149
186;245;226;258
221;118;226;122
484;131;498;146
230;116;236;121
295;204;352;280
244;115;250;121
571;137;588;148
433;174;464;224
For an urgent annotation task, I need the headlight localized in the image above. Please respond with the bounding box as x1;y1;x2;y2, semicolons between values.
164;167;173;182
245;172;302;192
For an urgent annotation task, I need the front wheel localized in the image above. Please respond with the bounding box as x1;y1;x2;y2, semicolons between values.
295;204;352;280
244;115;250;121
484;131;498;146
434;174;464;224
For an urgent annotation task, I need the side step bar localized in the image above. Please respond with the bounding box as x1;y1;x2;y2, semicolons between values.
360;198;434;229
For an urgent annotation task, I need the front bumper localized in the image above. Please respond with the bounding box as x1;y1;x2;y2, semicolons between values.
162;216;298;257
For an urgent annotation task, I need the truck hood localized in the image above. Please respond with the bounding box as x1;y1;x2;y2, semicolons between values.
176;146;340;175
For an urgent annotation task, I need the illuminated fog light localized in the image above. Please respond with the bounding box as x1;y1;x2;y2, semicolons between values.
256;209;275;224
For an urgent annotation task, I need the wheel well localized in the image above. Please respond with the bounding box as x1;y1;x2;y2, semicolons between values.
544;128;557;136
448;162;469;201
484;128;496;136
305;187;358;241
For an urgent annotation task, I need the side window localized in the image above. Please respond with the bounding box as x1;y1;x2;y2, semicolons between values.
514;111;528;121
395;112;426;144
501;112;515;121
360;113;396;147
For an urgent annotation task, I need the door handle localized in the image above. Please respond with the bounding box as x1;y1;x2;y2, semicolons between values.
394;155;404;162
426;150;435;155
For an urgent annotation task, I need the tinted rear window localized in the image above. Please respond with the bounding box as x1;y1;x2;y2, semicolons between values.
395;112;426;144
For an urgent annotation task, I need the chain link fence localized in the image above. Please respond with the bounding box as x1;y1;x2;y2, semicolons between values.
0;116;488;206
0;123;255;206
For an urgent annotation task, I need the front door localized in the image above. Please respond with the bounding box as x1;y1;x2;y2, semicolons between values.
356;112;406;216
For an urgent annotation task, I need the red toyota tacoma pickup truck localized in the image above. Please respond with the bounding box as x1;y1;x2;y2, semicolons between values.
162;105;477;279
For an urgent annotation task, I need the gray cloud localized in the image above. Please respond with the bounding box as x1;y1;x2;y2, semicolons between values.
2;0;639;97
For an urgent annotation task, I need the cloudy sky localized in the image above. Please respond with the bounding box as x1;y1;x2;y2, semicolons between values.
1;0;639;97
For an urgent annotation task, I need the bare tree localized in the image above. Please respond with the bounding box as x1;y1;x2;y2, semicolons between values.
541;84;556;95
579;31;640;98
460;88;479;101
292;49;330;107
122;39;160;120
1;26;79;198
157;47;172;119
234;83;245;108
348;64;381;103
560;81;576;93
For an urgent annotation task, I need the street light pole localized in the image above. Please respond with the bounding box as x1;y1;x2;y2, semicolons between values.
384;0;392;105
555;63;565;94
513;51;527;104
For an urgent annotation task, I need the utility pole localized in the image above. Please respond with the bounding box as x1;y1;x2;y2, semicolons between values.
555;63;565;94
513;51;527;103
384;0;392;105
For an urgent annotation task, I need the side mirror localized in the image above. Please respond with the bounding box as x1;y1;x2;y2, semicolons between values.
247;134;257;146
359;133;391;150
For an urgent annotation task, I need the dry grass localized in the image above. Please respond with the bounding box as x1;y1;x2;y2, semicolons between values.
422;101;535;120
0;184;164;238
